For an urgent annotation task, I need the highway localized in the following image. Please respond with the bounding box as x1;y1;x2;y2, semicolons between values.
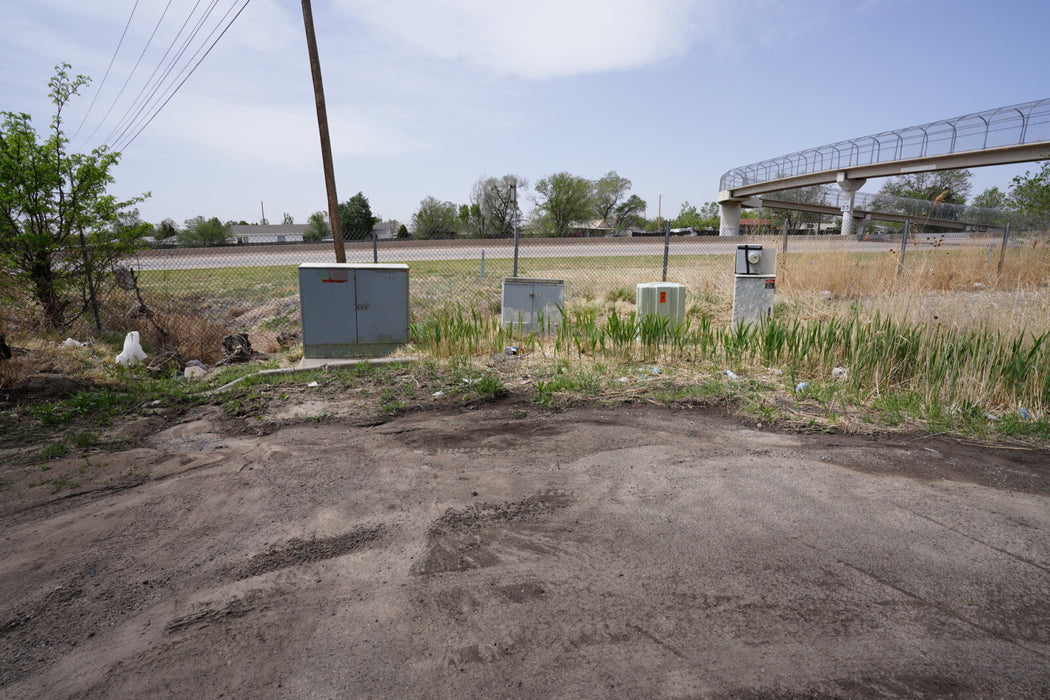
133;233;996;271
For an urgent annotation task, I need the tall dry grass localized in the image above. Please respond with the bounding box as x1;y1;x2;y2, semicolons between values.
777;238;1050;336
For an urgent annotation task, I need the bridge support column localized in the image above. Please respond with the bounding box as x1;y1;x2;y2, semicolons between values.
837;174;866;236
719;201;741;236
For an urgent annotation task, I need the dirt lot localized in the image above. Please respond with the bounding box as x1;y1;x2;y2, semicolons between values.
1;398;1048;698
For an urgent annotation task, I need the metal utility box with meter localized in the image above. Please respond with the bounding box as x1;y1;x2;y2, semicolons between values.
636;282;686;324
732;244;776;327
298;263;409;358
502;277;564;332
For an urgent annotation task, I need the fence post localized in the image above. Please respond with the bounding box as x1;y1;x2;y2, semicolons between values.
512;223;520;277
481;249;486;280
896;219;910;279
511;182;520;277
372;230;378;263
996;222;1011;276
662;221;671;282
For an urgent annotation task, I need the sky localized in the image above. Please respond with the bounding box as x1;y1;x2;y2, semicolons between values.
2;0;1049;228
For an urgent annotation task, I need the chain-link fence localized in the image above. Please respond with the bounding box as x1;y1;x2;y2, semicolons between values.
84;220;1042;363
4;225;1042;361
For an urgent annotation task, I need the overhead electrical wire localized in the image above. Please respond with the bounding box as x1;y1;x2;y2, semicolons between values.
113;0;251;152
80;0;176;148
102;0;222;149
76;0;252;154
70;0;140;143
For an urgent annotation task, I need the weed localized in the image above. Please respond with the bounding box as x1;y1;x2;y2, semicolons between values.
474;373;509;400
39;441;69;460
72;431;101;450
49;476;80;494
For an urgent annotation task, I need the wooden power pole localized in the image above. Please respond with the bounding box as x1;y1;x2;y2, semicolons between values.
301;0;345;262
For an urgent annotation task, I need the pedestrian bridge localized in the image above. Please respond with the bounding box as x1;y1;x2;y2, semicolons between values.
718;98;1050;235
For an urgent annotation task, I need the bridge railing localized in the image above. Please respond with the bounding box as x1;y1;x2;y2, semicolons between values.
720;99;1050;191
760;185;1040;228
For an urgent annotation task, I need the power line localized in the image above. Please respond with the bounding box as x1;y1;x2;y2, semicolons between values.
81;0;175;148
71;0;140;143
103;0;224;148
113;0;252;152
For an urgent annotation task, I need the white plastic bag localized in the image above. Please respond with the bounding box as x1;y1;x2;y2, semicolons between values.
115;331;147;365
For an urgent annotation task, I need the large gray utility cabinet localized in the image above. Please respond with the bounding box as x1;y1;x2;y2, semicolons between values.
502;277;564;332
298;263;409;358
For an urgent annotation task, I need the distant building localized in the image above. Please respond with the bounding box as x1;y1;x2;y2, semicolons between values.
373;221;399;240
739;218;772;235
230;224;309;244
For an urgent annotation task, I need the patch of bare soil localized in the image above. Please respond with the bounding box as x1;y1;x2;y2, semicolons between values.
1;402;1048;698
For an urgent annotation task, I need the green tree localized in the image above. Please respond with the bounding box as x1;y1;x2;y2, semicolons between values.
339;192;377;241
304;211;329;242
877;169;972;205
972;186;1008;210
533;172;594;237
412;196;459;239
113;208;152;241
466;174;525;238
760;187;827;234
0;64;148;328
156;218;178;241
178;216;231;247
674;201;719;230
1009;161;1050;221
593;171;631;225
968;186;1013;227
614;194;647;229
396;223;409;239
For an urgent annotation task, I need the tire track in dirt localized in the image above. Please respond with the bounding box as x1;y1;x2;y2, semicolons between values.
239;525;386;580
411;490;573;576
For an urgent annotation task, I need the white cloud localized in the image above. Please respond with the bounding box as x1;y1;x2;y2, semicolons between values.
156;94;418;168
335;0;720;79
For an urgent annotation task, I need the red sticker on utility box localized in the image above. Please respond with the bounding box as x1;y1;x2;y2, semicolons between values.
765;278;776;289
659;291;667;304
322;269;349;283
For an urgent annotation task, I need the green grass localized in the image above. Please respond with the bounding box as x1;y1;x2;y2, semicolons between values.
403;304;1049;436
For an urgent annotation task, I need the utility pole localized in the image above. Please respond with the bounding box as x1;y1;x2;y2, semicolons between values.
301;0;345;262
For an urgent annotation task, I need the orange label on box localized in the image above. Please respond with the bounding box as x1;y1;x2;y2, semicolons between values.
659;291;667;304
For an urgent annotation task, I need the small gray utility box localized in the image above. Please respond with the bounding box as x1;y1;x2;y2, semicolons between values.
732;245;776;328
502;277;564;332
298;263;409;358
636;282;686;323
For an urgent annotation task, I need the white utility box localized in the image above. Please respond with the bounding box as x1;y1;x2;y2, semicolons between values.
298;263;409;358
502;278;564;332
732;244;776;328
636;282;686;324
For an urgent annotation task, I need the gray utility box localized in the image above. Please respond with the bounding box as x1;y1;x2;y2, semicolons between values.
298;263;409;358
732;244;776;328
502;277;564;332
636;282;686;324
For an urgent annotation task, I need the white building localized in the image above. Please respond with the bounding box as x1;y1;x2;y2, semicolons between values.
230;224;309;244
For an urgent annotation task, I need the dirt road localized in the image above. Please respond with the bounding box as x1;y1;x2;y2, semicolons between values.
2;402;1048;698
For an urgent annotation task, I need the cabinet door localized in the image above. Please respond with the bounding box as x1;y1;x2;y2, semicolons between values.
530;283;564;329
300;266;358;345
502;282;535;328
355;269;409;343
